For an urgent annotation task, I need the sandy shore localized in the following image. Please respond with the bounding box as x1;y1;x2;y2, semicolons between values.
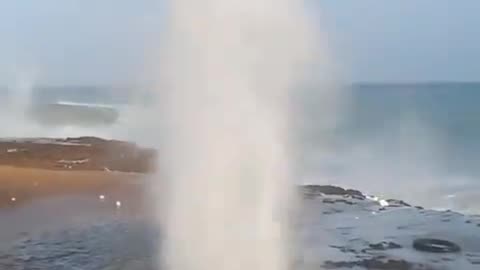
0;137;156;209
0;166;148;208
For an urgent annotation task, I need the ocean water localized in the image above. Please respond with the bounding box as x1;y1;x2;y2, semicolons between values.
1;83;480;212
301;82;480;212
0;86;161;146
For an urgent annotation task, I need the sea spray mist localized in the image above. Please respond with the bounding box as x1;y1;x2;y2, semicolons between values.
156;1;319;269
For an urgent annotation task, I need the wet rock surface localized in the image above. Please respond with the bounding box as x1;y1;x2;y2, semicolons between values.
1;185;480;269
0;220;157;270
299;185;480;269
368;241;403;251
301;185;364;199
323;258;428;270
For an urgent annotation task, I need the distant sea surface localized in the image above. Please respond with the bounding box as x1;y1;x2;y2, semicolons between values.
302;82;480;212
1;83;480;212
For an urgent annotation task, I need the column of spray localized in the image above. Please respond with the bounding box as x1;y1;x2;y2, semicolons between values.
158;1;318;270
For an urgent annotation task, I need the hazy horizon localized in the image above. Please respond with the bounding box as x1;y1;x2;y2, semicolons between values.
2;81;480;89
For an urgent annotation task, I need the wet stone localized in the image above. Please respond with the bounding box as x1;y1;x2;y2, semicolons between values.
322;198;355;205
301;185;364;198
385;199;411;207
323;258;423;270
367;241;403;251
329;245;357;254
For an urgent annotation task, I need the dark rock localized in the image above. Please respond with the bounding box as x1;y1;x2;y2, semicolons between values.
413;238;461;253
301;185;364;198
351;194;366;200
313;185;347;195
386;199;411;207
329;245;357;254
346;189;364;197
323;258;419;270
368;241;402;251
322;198;356;205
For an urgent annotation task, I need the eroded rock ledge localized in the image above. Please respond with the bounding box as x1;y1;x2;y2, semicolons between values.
299;185;480;269
0;137;156;173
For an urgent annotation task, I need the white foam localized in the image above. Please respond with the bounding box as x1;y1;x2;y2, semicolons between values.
55;100;115;109
379;199;389;207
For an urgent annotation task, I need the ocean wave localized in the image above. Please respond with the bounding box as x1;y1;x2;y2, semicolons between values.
28;102;120;126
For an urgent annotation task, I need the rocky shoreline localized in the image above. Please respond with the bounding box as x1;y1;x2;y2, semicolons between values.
0;137;156;173
0;137;479;269
299;185;480;269
1;183;478;269
0;137;155;209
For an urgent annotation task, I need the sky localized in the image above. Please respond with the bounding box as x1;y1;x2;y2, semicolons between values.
318;1;480;82
0;0;479;85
